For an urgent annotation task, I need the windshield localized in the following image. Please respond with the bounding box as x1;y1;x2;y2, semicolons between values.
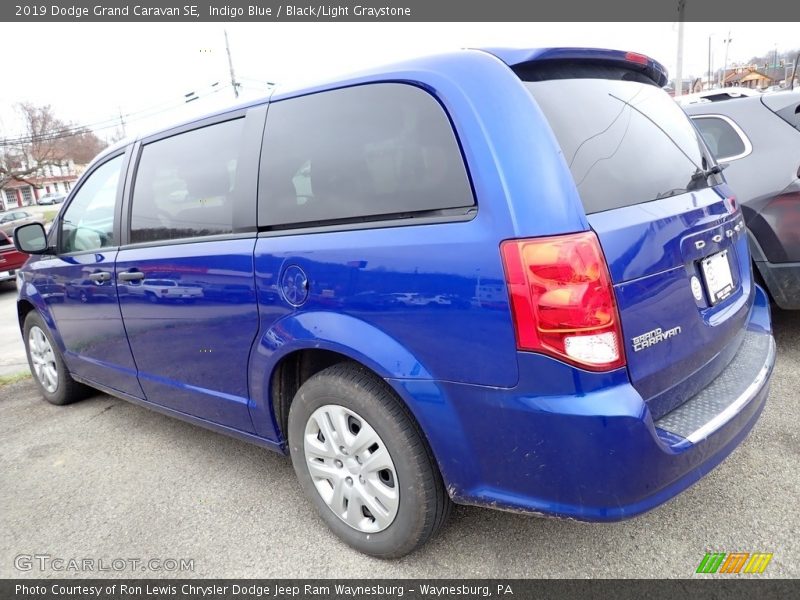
525;78;717;214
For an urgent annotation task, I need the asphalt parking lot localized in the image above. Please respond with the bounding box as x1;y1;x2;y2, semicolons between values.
0;282;798;578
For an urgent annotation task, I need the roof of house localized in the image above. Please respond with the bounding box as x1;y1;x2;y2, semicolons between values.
725;68;772;84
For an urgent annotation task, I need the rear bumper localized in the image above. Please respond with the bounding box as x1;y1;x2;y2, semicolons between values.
0;267;19;282
393;285;775;521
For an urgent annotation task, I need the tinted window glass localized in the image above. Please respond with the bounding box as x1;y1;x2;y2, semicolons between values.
61;155;122;253
761;93;800;132
692;117;747;160
524;78;715;213
259;83;474;228
130;119;244;243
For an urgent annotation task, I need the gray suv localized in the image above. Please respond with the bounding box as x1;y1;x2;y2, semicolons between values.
686;91;800;308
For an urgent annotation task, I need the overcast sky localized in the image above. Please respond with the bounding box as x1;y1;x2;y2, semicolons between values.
2;22;798;140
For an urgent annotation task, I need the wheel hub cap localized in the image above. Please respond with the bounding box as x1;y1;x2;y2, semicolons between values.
303;404;400;533
28;326;58;394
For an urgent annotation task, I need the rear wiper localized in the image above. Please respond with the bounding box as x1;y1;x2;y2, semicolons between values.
655;188;691;200
690;163;728;182
609;92;707;175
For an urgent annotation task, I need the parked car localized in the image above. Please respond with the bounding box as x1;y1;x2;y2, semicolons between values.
37;193;66;205
37;193;67;205
124;278;204;303
674;86;762;106
0;230;28;283
13;47;775;558
0;210;42;236
685;91;800;308
65;277;119;303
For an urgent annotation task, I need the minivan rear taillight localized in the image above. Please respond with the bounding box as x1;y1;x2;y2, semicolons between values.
501;232;625;371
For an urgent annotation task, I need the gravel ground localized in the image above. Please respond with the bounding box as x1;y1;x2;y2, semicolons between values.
0;295;798;578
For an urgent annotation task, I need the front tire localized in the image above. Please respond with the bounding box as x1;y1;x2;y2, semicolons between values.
23;311;90;405
288;362;451;558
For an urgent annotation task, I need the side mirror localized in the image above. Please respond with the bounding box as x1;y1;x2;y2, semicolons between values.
13;222;50;255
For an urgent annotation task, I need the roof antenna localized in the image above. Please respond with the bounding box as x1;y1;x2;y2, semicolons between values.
225;29;239;99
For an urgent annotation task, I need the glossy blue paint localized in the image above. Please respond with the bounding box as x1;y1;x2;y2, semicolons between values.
388;289;772;520
115;239;259;432
589;186;753;418
252;221;517;383
16;47;776;524
22;251;144;398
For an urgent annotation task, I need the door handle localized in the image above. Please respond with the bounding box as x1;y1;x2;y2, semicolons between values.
118;271;145;282
88;272;111;283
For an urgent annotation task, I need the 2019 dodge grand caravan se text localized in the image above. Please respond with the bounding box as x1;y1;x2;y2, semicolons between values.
13;48;775;558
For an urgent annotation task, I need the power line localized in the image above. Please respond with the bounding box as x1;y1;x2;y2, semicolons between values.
1;84;233;147
2;95;181;142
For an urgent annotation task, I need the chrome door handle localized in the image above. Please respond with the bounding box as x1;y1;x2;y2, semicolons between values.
88;272;111;283
118;271;145;282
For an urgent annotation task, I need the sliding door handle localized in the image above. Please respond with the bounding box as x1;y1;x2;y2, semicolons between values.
88;272;111;283
118;271;145;282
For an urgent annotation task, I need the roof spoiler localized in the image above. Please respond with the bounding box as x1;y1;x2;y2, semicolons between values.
479;47;669;88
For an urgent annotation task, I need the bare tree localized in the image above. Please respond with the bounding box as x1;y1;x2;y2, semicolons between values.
58;127;107;164
1;103;106;190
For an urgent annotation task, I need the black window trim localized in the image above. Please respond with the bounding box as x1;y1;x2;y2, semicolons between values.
257;207;477;238
55;147;131;257
257;80;478;232
120;105;267;249
690;114;753;162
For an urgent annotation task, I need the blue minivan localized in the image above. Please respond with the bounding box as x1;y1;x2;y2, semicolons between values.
14;48;775;557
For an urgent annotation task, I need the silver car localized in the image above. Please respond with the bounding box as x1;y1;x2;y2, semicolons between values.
0;210;43;236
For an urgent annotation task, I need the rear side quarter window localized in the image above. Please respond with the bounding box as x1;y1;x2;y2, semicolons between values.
691;115;751;161
258;83;474;229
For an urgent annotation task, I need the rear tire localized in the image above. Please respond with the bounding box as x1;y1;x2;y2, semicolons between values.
288;362;451;558
23;311;91;405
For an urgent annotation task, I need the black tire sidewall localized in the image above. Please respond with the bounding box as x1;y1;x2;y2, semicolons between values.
288;368;435;558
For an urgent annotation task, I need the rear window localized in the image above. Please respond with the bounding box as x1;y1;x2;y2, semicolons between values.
761;93;800;132
524;77;715;214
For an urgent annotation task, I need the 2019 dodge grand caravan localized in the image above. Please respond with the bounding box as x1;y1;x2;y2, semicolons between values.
14;47;775;558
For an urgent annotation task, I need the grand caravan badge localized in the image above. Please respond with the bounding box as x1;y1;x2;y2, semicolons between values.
632;326;682;352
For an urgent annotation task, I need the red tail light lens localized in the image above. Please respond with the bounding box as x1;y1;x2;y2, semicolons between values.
501;232;626;371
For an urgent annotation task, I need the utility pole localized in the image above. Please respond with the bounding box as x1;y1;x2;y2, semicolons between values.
722;31;732;88
118;107;126;137
707;35;712;90
675;0;686;96
224;29;239;99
